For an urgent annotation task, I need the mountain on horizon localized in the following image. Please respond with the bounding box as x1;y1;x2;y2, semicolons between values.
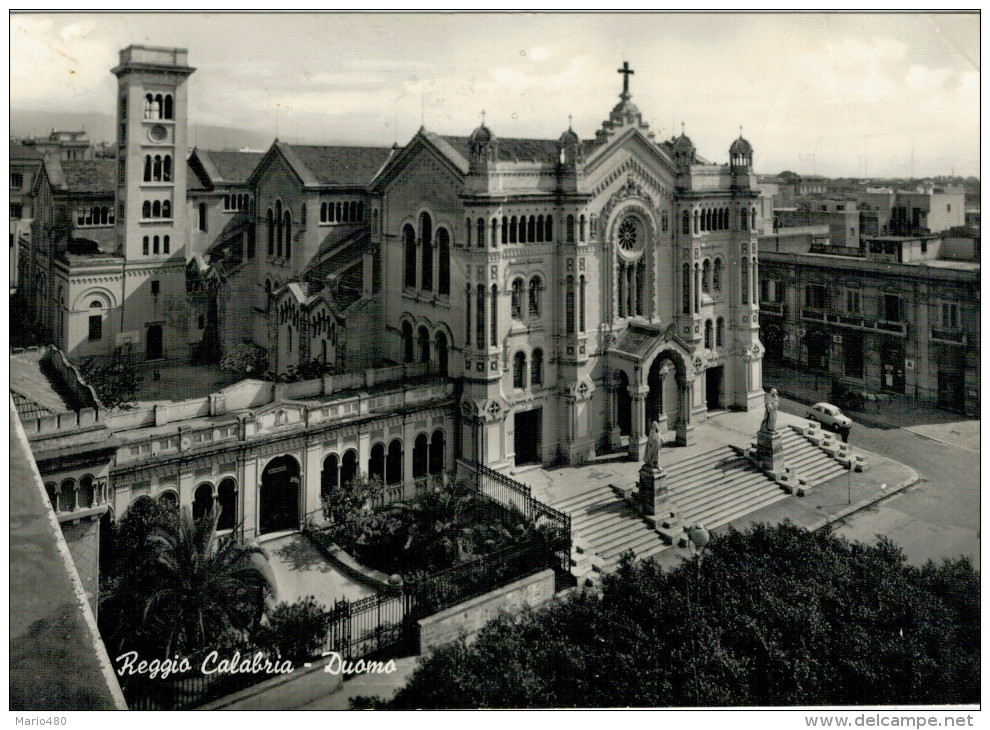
10;109;298;152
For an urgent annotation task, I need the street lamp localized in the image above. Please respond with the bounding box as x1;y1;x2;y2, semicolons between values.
847;461;853;506
685;523;710;707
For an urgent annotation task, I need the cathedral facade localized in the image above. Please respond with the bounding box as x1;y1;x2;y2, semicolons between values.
21;46;766;480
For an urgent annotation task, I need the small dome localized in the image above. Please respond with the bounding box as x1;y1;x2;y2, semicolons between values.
469;123;494;144
673;133;694;151
730;135;753;156
559;127;580;145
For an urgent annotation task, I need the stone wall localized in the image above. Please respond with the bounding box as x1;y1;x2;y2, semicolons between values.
417;569;556;654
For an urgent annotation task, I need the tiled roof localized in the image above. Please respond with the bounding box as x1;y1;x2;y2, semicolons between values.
61;160;115;194
283;144;394;186
200;149;264;184
442;136;562;164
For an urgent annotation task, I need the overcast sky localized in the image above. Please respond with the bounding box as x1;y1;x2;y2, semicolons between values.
9;12;980;178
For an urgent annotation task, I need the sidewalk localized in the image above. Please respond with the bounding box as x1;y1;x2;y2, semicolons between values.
764;361;980;453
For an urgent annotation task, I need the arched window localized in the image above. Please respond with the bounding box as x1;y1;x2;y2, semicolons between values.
287;325;293;352
420;212;433;292
529;276;542;318
153;94;162;119
662;211;668;232
465;285;472;347
77;476;95;509
528;216;536;242
716;317;725;347
465;218;471;245
321;203;327;223
682;211;690;235
477;218;485;248
152;200;162;218
741;257;749;305
705;319;713;349
321;454;339;497
536;215;544;243
437;228;450;295
435;331;448;376
476;285;485;348
163;235;170;254
142;236;149;255
142;201;151;219
413;434;429;480
143;156;151;182
341;450;358;488
694;263;700;313
751;207;757;230
143;94;153;119
429;429;444;475
403;224;416;289
162;200;171;219
336;202;342;222
163;94;173;120
509;216;518;244
741;208;748;231
402;321;414;363
418;325;430;363
490;284;498;345
511;278;523;319
513;351;526;389
193;483;214;522
565;275;575;333
57;479;76;512
566;215;575;242
327;201;335;222
579;214;586;242
517;216;526;244
682;263;691;314
153;235;160;254
693;209;699;234
491;218;499;248
369;443;385;483
163;155;172;181
579;275;587;331
702;259;711;293
217;478;237;531
501;216;508;244
386;439;403;486
531;348;543;387
713;258;723;292
275;201;283;257
545;215;553;241
284;211;292;259
267;209;274;256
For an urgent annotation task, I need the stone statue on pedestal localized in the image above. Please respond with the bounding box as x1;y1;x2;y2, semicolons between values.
643;420;663;468
760;388;779;432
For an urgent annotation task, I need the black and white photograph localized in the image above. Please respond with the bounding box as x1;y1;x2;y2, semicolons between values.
8;11;980;719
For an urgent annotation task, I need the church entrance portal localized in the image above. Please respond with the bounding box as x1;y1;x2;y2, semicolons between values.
706;366;724;411
260;455;301;534
514;409;542;466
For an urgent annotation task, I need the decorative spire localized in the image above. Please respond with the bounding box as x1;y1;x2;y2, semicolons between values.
481;110;486;125
568;114;573;130
681;121;685;136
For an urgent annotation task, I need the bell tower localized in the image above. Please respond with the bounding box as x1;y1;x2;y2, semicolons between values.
112;45;195;261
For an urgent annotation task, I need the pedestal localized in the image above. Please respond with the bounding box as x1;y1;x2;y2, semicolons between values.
755;427;786;475
638;464;669;516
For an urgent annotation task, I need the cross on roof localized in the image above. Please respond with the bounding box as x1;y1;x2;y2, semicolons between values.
618;61;634;98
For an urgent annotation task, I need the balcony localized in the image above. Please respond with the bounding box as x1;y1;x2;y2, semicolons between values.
801;308;825;321
931;327;966;345
799;308;908;337
875;320;907;336
760;301;786;316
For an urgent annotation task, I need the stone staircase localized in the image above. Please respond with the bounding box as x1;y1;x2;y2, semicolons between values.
551;484;668;581
664;446;788;531
551;424;858;583
772;425;850;487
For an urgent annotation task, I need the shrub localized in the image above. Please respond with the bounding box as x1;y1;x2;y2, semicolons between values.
256;596;332;662
78;354;142;410
219;342;268;379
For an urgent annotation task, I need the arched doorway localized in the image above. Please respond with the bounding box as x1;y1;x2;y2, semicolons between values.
259;455;301;534
217;478;237;531
413;433;429;480
762;323;784;363
429;429;445;476
646;358;674;426
146;324;163;360
340;449;358;488
321;453;339;498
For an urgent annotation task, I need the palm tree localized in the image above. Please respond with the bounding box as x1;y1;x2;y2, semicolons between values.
136;505;275;657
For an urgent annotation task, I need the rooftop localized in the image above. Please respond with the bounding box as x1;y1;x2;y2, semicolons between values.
61;159;116;194
280;142;395;186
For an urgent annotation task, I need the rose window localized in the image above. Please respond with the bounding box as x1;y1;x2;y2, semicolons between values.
618;218;638;251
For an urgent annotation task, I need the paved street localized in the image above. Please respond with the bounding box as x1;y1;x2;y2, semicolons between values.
777;396;980;568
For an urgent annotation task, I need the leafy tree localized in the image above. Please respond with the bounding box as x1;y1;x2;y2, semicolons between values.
78;354;142;410
219;342;268;380
384;523;980;708
100;505;273;658
256;596;332;662
100;495;178;581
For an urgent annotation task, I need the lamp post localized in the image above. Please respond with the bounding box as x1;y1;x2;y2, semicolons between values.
847;460;853;505
685;523;710;707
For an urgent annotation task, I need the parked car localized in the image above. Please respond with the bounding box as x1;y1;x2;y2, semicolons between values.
806;402;852;432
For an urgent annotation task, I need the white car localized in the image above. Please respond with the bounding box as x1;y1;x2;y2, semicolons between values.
806;402;852;431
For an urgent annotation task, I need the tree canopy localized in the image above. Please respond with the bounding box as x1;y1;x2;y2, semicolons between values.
384;523;979;708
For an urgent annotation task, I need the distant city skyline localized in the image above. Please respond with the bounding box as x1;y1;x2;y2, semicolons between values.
10;12;980;178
